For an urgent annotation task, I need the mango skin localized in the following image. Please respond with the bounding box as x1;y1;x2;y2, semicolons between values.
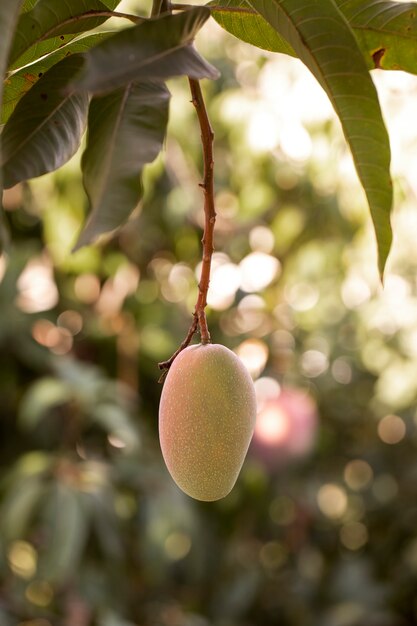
159;343;257;501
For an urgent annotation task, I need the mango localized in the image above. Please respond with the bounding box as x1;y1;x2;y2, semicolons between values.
159;343;257;501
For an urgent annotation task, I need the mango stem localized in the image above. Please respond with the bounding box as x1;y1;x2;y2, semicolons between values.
158;79;216;378
189;78;216;345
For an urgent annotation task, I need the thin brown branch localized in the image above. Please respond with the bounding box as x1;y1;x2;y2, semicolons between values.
158;79;217;379
171;3;256;14
26;9;144;51
76;10;143;23
189;78;216;345
158;315;199;381
9;10;144;71
151;0;172;17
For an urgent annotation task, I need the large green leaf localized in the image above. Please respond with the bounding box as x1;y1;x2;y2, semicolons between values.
1;55;89;188
244;0;393;276
211;0;417;74
9;0;121;70
210;0;295;55
0;0;25;249
0;0;23;116
2;33;110;125
335;0;417;73
76;80;170;248
72;7;219;93
21;0;39;12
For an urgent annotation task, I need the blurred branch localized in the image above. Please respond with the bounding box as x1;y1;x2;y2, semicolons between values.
171;3;254;14
39;10;143;35
158;80;216;378
151;0;171;16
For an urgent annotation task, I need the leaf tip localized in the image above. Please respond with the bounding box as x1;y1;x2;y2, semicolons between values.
71;230;92;254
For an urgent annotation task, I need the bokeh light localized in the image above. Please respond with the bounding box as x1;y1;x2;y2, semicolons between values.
317;484;348;520
235;338;268;378
16;256;58;313
7;541;37;579
252;387;317;465
377;414;406;444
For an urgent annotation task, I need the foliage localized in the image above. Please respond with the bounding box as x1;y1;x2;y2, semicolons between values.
2;1;417;625
3;0;417;272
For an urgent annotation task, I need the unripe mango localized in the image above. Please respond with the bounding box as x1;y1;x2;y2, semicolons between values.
159;343;257;501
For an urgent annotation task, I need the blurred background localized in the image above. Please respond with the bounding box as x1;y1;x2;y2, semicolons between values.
2;2;417;625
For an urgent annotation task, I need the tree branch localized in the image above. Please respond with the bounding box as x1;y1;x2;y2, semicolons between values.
12;9;144;69
40;10;143;37
74;10;143;23
171;3;255;15
188;78;216;345
158;314;199;381
151;0;171;17
158;79;217;378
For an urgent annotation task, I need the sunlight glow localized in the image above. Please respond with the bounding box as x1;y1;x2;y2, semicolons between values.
247;106;280;152
340;522;368;551
164;532;192;561
253;388;317;461
301;350;328;378
344;460;374;492
57;310;83;335
25;581;53;607
207;262;241;310
285;282;319;312
254;376;281;404
0;254;7;283
16;256;58;313
317;484;348;520
235;338;268;377
378;414;406;444
249;225;275;254
239;252;280;292
280;123;312;162
7;541;37;579
74;273;101;304
31;319;73;355
255;404;291;446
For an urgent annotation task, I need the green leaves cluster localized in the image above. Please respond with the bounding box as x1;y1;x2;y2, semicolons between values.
0;1;217;248
0;357;140;583
2;1;417;274
209;0;417;274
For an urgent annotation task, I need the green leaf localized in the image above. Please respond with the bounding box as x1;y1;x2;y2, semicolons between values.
2;33;110;125
0;476;45;540
334;0;417;73
0;0;25;248
247;0;393;276
211;0;417;75
19;377;73;430
21;0;39;13
72;7;219;94
9;0;121;70
76;80;170;247
210;0;295;55
89;489;124;561
40;482;89;583
21;0;40;12
1;55;89;189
